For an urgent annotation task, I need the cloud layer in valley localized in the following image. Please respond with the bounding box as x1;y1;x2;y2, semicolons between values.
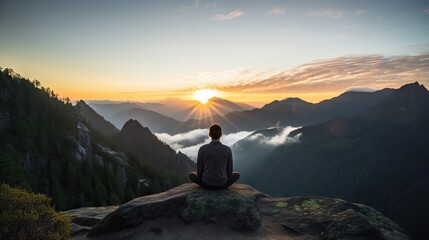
247;127;301;145
156;129;253;161
156;126;303;161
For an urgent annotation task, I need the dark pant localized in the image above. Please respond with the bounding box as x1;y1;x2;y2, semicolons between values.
189;172;240;190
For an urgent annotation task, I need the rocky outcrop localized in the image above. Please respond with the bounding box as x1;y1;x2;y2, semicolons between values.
66;183;410;240
259;197;410;240
66;206;119;227
65;206;119;238
76;121;91;159
180;186;263;231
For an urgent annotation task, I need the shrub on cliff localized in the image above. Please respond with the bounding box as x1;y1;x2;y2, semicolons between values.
0;183;71;240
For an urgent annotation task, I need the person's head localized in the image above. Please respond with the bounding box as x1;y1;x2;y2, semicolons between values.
209;123;222;140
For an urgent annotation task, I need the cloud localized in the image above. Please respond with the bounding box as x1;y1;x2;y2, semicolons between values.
213;10;245;21
346;87;376;92
214;54;429;94
424;8;429;15
221;131;253;146
268;7;286;15
156;129;253;161
355;10;366;16
157;127;302;161
307;8;344;19
155;129;207;149
248;127;301;145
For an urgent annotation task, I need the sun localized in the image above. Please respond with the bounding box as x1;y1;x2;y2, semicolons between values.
193;89;218;104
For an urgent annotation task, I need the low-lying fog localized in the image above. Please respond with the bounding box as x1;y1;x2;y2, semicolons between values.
155;126;301;161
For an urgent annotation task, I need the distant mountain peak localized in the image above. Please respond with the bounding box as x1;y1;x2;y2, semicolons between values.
283;97;309;104
76;100;119;136
122;119;145;131
263;97;310;110
398;81;427;92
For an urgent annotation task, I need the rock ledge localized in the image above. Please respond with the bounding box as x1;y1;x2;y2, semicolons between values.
65;183;410;240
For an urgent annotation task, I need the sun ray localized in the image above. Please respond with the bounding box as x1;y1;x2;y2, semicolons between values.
206;102;240;131
172;88;241;133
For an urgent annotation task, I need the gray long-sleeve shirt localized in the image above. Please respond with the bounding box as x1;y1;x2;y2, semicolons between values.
197;141;233;186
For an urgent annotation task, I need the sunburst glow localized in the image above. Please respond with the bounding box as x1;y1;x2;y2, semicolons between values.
193;89;218;104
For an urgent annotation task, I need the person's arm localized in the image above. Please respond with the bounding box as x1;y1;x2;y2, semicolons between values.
226;149;233;177
197;147;204;177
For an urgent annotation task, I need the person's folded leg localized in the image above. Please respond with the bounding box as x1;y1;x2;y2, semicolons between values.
224;172;240;188
189;172;240;189
189;172;202;185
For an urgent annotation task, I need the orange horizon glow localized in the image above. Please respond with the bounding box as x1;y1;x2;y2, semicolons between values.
60;87;344;107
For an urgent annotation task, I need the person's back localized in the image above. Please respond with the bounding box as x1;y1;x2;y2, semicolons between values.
189;124;240;189
198;142;232;186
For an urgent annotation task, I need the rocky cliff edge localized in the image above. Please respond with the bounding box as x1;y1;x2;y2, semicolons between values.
65;183;410;240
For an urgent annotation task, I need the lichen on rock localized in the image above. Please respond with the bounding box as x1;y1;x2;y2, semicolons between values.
180;188;261;231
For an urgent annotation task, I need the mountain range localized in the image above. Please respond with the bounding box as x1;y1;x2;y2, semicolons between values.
1;67;428;239
89;88;395;134
83;82;429;239
88;97;255;131
234;82;429;239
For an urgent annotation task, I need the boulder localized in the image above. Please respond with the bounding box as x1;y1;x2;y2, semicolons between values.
65;206;118;227
65;184;410;240
259;197;410;239
179;184;266;231
87;184;198;237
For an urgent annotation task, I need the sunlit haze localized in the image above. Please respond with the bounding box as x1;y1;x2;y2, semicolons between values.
1;0;428;104
193;89;219;104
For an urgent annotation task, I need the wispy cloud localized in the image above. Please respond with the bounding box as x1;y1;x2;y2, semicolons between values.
247;127;301;145
355;10;366;16
155;129;208;149
213;10;245;21
346;87;376;92
424;8;429;15
307;8;344;19
214;54;429;94
405;44;429;54
268;7;286;15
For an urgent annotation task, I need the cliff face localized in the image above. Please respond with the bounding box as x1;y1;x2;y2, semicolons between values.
66;184;410;240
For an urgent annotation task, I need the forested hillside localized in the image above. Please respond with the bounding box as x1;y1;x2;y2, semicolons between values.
0;68;190;210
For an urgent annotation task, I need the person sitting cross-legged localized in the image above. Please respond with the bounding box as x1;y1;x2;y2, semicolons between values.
189;123;240;189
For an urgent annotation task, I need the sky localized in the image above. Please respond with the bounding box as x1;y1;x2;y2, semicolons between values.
1;0;428;104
